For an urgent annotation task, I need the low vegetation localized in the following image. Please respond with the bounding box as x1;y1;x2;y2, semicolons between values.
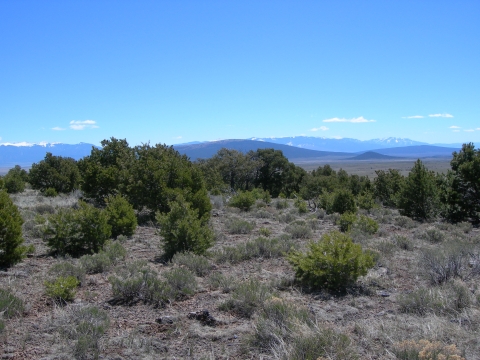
1;140;480;358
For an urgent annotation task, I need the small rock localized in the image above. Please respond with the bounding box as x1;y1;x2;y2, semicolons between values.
187;310;217;326
156;316;174;324
377;290;391;297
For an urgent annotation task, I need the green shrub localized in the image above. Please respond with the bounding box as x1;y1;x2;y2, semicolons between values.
44;187;58;197
357;191;378;211
355;214;379;235
105;194;137;238
229;191;256;211
259;227;272;237
163;267;197;299
171;252;211;277
156;196;214;260
288;231;375;291
29;153;81;194
224;217;254;234
0;190;29;267
330;189;357;215
43;201;112;256
45;276;79;303
294;198;307;214
219;279;271;318
398;159;440;221
338;212;357;232
3;166;27;194
0;289;24;318
48;261;86;284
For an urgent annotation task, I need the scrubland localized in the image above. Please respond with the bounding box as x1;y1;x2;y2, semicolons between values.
1;189;479;359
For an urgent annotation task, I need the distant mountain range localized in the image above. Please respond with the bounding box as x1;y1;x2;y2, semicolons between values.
0;143;96;168
247;136;429;153
0;137;466;170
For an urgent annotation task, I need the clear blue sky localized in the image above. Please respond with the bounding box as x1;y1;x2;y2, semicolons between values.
1;0;479;146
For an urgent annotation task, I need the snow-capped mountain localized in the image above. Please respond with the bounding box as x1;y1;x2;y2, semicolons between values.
0;142;97;167
249;136;428;153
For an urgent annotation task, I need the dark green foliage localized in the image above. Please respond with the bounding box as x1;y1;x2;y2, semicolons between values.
156;196;214;260
79;138;211;221
398;160;440;221
0;289;24;318
338;212;357;232
4;165;27;193
330;189;357;214
0;190;29;267
105;194;137;238
44;187;58;197
229;191;256;211
288;231;375;291
253;149;306;197
374;169;404;207
45;276;80;302
43;201;112;256
28;153;81;194
443;143;480;223
293;198;307;214
356;191;378;211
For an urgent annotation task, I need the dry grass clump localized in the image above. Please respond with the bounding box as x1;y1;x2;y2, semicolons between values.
219;279;272;318
393;339;465;360
46;305;110;359
398;281;473;316
421;244;480;285
285;220;312;239
212;236;293;264
207;272;238;293
171;252;211;276
224;217;255;234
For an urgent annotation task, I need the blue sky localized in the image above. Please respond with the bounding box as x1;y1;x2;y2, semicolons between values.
1;0;479;146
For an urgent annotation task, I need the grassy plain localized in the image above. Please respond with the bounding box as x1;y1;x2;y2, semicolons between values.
294;158;452;178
